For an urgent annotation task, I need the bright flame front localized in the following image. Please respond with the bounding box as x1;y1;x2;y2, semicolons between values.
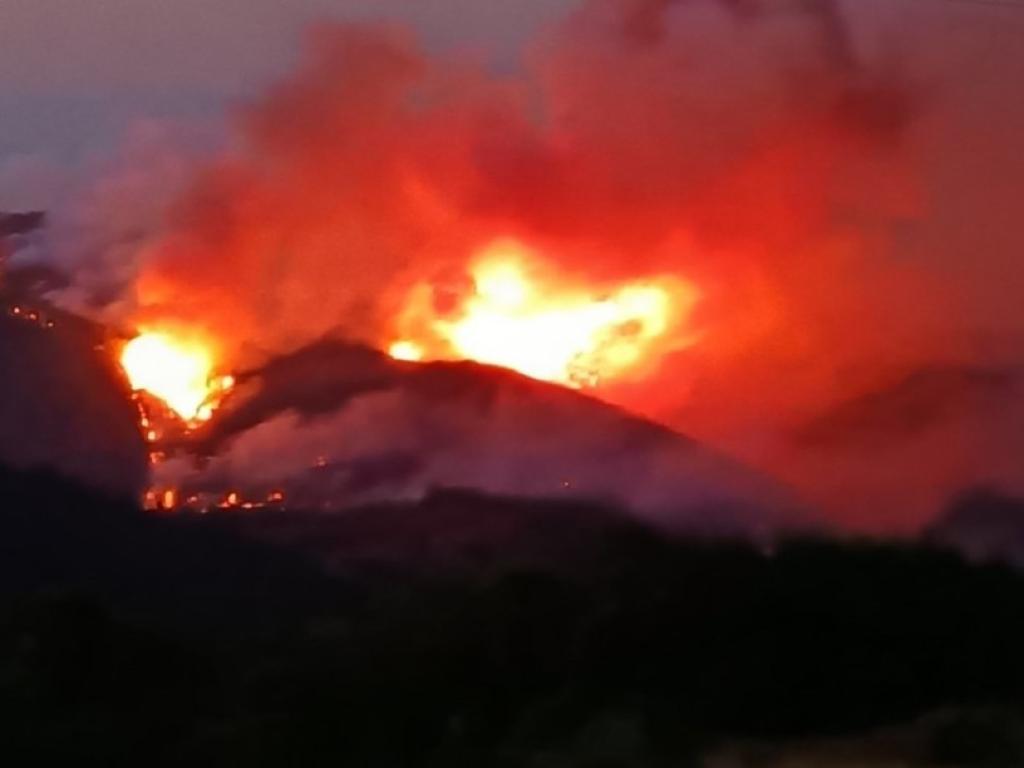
389;240;699;387
120;331;231;423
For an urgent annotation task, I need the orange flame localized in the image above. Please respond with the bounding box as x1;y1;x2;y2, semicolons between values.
120;330;233;424
389;240;699;387
388;340;425;362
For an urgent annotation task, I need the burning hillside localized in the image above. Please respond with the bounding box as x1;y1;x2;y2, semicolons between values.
120;331;234;425
138;337;804;532
6;0;1023;534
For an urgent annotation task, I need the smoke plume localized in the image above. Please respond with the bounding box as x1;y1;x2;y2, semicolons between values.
46;0;1024;531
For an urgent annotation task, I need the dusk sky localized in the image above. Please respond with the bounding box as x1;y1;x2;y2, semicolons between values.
0;1;570;169
1;0;1021;210
0;1;1018;166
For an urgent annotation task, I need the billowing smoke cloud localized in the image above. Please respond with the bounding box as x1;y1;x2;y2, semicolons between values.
45;0;1024;532
124;1;902;357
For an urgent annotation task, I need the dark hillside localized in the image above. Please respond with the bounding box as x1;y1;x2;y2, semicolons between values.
3;464;1024;766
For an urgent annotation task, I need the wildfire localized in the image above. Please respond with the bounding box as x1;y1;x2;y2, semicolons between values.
142;487;286;513
120;331;233;423
389;240;699;387
388;340;425;362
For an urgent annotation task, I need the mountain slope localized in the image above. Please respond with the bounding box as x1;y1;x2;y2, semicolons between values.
162;338;808;535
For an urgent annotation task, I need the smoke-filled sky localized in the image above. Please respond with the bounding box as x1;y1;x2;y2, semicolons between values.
0;1;1016;187
0;1;569;175
4;0;1024;534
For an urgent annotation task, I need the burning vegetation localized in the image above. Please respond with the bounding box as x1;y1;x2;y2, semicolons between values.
387;238;698;387
7;304;55;330
118;329;237;508
142;486;286;513
120;331;234;425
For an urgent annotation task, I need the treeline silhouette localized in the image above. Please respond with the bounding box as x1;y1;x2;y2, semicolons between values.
2;464;1024;766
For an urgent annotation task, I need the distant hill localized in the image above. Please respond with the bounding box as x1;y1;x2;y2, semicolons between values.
925;487;1024;566
795;364;1020;449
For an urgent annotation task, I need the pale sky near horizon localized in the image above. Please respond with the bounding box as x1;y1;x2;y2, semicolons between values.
0;0;573;200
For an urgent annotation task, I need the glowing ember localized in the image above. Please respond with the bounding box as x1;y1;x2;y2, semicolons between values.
143;488;177;512
389;240;699;387
120;331;233;423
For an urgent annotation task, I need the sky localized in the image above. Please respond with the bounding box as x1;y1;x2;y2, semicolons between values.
0;0;572;175
2;0;1022;206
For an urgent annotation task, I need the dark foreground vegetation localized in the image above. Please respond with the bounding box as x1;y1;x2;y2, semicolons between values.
2;465;1024;766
